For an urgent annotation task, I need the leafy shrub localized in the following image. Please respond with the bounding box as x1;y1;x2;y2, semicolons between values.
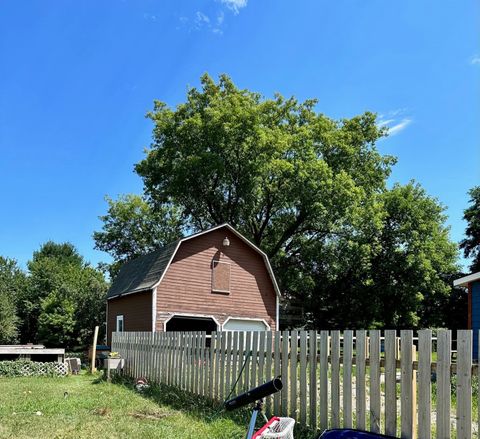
0;360;67;377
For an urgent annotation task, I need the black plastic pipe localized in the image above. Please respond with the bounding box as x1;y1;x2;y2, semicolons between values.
224;378;283;411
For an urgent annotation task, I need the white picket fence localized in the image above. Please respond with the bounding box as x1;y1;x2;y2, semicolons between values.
112;329;478;439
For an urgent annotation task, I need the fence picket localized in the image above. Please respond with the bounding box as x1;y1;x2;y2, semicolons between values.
290;330;298;419
437;329;451;439
238;331;245;393
244;332;252;394
258;331;266;387
456;330;472;439
384;330;397;436
219;332;226;400
299;330;308;426
209;332;216;399
231;332;239;398
418;330;431;439
331;331;340;428
202;332;208;396
343;330;353;428
356;330;366;431
265;331;273;416
309;330;317;430
200;332;205;393
273;331;281;415
319;330;329;430
281;330;290;417
194;332;200;394
188;332;193;390
251;331;259;390
225;331;232;398
400;330;413;439
370;330;381;434
214;332;220;399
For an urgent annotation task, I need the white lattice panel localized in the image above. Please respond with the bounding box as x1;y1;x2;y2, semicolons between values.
18;361;68;376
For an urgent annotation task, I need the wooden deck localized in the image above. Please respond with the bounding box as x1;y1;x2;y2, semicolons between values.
0;345;65;362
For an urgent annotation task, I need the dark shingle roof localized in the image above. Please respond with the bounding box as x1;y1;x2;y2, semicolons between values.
106;240;179;299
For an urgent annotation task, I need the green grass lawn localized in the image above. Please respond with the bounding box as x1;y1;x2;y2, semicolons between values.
0;373;250;439
0;373;315;439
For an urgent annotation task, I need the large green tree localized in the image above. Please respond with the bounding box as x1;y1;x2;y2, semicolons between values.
0;257;27;343
280;183;460;329
19;242;108;348
135;74;395;258
95;73;461;329
460;186;480;272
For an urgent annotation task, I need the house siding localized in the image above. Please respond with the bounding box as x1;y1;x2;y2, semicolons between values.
155;228;277;331
472;280;480;358
107;290;152;345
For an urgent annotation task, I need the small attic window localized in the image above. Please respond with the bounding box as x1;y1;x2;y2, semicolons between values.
212;260;231;294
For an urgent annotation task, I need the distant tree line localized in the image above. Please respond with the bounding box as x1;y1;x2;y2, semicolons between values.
93;73;478;330
0;242;108;348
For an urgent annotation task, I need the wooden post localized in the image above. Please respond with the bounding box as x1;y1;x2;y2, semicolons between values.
91;325;99;374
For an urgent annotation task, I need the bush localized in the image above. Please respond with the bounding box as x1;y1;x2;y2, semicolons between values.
0;360;67;377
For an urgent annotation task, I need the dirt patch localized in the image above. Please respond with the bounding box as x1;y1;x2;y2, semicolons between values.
92;407;111;417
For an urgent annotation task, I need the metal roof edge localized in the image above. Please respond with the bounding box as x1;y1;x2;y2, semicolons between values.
453;271;480;287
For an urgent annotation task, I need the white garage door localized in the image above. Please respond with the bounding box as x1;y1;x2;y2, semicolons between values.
223;318;268;331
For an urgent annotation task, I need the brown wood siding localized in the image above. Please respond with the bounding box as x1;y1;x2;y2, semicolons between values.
155;228;277;331
107;290;152;345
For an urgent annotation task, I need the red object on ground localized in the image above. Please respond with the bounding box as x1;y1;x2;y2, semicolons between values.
252;417;281;438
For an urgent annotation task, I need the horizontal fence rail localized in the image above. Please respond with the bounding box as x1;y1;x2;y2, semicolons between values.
112;329;479;439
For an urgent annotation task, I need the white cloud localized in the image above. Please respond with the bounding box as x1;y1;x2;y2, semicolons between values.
377;119;394;128
195;11;210;26
470;55;480;65
220;0;248;14
217;11;225;25
388;118;412;136
377;109;412;136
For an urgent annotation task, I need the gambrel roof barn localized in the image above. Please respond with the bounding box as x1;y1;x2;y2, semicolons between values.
106;224;280;344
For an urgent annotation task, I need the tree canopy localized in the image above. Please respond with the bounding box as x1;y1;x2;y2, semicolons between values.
95;73;462;329
460;186;480;272
135;74;396;259
14;242;109;349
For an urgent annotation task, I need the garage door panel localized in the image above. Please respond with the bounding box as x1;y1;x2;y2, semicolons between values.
223;318;268;331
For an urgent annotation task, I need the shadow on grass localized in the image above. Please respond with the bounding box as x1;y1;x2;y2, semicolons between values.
106;375;319;439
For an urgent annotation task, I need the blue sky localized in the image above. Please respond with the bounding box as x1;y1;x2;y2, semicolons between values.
0;0;478;269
